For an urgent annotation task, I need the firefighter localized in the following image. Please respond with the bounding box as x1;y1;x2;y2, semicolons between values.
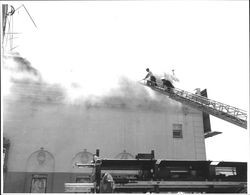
143;68;157;87
161;73;175;91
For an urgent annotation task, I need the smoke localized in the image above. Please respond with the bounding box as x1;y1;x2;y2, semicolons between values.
3;53;40;78
3;54;179;112
12;55;39;76
75;76;178;112
10;79;66;104
3;53;66;104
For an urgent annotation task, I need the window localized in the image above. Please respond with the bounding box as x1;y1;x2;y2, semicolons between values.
173;124;183;138
31;174;47;193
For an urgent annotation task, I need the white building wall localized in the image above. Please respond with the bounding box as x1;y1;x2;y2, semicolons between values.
3;96;206;173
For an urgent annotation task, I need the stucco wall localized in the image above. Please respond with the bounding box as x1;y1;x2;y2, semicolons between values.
3;95;206;174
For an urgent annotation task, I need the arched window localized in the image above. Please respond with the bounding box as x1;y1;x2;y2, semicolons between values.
25;147;55;193
115;150;134;159
71;149;94;176
72;149;93;164
26;147;55;172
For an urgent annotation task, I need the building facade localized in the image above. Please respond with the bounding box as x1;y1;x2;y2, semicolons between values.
3;81;206;193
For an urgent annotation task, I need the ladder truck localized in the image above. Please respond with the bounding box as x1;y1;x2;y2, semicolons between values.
70;150;247;193
140;80;247;129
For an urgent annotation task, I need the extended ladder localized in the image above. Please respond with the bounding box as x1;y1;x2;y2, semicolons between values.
140;81;247;129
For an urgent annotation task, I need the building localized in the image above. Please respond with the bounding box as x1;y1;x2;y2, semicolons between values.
3;75;208;193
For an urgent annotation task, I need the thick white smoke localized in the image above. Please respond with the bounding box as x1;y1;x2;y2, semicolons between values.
76;76;179;112
3;53;66;104
3;54;179;113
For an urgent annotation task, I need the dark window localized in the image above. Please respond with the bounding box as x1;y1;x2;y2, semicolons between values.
173;124;183;138
30;174;47;193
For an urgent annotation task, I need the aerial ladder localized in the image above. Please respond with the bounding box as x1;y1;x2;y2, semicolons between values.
140;80;247;129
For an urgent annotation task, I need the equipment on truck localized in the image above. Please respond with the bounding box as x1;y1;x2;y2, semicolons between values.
68;150;247;193
140;80;247;129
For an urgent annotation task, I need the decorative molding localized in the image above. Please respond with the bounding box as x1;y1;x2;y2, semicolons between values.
115;150;134;159
80;149;92;164
71;149;94;173
37;147;46;165
26;147;55;172
73;149;93;164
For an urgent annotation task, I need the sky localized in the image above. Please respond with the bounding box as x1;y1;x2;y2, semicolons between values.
2;1;249;162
